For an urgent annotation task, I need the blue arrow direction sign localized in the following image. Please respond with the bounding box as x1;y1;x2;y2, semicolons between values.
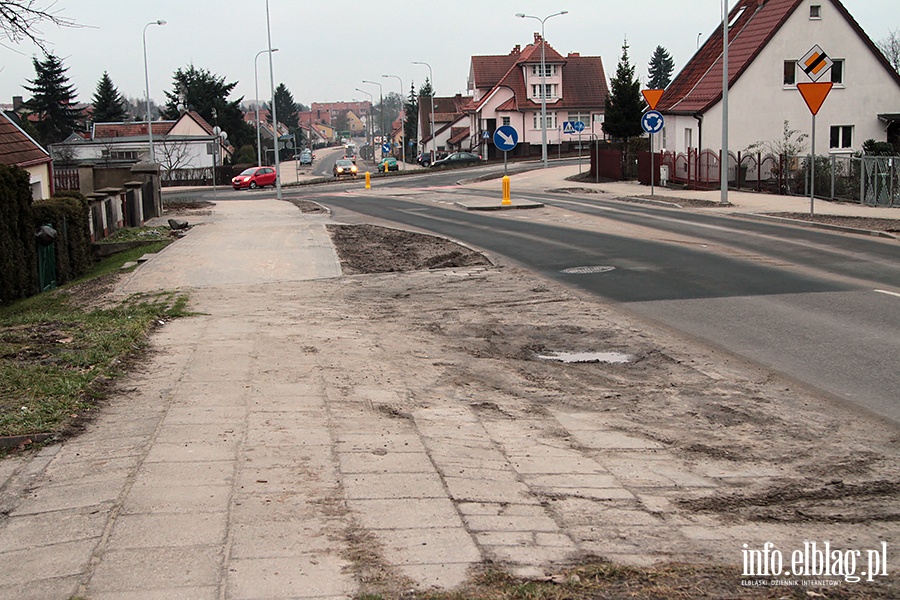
381;143;391;154
493;125;518;151
641;110;665;134
573;120;585;133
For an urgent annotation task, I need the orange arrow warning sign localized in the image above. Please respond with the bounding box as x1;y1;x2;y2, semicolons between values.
797;82;833;115
642;89;665;111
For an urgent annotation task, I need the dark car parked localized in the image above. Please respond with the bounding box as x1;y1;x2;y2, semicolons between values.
430;151;481;168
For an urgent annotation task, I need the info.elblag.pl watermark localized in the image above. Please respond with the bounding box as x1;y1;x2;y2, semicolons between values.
741;541;889;586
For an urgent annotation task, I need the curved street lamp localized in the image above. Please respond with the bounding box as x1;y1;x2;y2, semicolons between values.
142;19;166;163
264;0;281;200
515;10;568;168
383;74;405;168
411;61;435;163
362;79;384;155
255;48;279;167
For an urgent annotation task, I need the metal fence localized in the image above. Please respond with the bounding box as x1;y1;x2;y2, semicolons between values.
660;149;899;207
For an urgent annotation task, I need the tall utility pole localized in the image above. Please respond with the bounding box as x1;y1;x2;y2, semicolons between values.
721;0;729;204
265;0;281;200
142;19;166;163
383;74;405;167
355;88;374;158
411;61;435;163
516;11;568;168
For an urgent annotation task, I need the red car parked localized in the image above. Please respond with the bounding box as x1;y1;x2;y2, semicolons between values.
232;166;277;190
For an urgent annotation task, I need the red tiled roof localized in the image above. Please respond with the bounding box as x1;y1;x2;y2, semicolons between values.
448;127;470;145
659;0;801;114
656;0;900;114
0;112;50;167
92;121;176;139
518;33;567;65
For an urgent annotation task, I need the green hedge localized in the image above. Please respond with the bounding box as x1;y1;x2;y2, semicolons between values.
32;192;93;285
0;164;37;304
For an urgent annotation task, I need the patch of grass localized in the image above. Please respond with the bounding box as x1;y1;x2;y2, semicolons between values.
0;243;188;438
80;241;170;279
359;561;897;600
96;226;171;244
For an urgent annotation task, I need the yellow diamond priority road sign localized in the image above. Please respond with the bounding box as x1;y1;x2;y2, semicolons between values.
799;44;834;82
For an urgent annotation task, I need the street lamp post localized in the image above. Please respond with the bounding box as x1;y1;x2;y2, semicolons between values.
142;19;166;163
255;48;279;167
516;11;567;168
411;61;435;164
362;80;384;157
355;88;374;159
383;74;405;168
264;0;281;200
721;0;729;204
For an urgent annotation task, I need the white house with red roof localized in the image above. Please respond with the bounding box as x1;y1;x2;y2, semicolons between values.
419;34;609;160
50;111;229;174
657;0;900;156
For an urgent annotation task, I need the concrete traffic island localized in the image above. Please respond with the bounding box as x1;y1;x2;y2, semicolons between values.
455;198;544;211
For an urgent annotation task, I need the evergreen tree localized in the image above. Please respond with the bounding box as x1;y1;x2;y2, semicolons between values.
603;40;645;143
647;46;675;89
271;83;299;129
161;64;254;149
404;81;419;148
22;53;81;145
418;78;435;140
91;71;128;122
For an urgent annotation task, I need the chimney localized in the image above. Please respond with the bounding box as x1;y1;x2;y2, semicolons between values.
534;32;542;44
568;52;580;58
12;96;23;111
511;44;521;55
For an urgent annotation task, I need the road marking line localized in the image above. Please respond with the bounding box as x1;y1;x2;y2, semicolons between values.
875;289;900;299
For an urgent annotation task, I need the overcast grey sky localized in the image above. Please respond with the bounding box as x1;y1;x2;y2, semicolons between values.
1;0;896;110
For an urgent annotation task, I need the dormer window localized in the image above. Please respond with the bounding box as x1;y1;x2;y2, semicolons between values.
531;64;557;77
810;5;822;19
728;7;746;28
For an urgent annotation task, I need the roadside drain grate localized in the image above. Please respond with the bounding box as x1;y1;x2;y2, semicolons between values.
561;265;616;274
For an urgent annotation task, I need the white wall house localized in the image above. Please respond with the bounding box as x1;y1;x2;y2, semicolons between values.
1;111;53;199
657;0;900;156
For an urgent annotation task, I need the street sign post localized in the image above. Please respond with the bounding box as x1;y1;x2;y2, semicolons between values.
641;111;665;196
798;44;835;216
493;125;518;176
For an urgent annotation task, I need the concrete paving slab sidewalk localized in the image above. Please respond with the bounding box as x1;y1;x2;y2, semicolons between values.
1;169;897;598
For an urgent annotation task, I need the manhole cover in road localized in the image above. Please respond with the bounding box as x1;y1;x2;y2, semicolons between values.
561;265;616;274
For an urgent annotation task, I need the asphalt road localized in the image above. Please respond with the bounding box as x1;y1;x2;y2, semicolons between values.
295;177;900;425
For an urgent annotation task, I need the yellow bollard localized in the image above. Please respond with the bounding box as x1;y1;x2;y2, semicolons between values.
384;162;389;173
502;175;511;205
365;171;371;189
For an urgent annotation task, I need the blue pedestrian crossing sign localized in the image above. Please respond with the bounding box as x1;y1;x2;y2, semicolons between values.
493;125;519;151
641;111;665;134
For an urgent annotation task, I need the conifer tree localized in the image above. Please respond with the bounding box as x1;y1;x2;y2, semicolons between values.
404;81;419;147
602;39;645;143
91;71;128;122
23;53;81;145
647;46;675;90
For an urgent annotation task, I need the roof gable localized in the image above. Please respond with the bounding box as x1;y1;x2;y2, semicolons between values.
92;121;176;139
659;0;900;115
0;111;50;167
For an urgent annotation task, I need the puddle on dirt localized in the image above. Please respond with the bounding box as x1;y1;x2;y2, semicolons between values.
537;351;632;364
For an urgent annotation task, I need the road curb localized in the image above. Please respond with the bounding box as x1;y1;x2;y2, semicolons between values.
733;212;898;239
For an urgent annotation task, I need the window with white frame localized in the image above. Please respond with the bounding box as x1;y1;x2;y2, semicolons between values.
531;84;558;100
784;60;797;86
685;128;693;150
810;5;822;19
502;116;511;126
533;111;557;129
830;125;853;149
831;59;844;84
531;64;558;77
568;112;590;125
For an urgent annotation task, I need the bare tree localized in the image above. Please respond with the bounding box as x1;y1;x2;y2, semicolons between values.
877;28;900;73
1;0;78;53
156;138;193;179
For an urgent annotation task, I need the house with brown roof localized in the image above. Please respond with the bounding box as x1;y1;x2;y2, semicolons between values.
50;111;229;176
464;33;609;159
657;0;900;156
0;111;52;199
